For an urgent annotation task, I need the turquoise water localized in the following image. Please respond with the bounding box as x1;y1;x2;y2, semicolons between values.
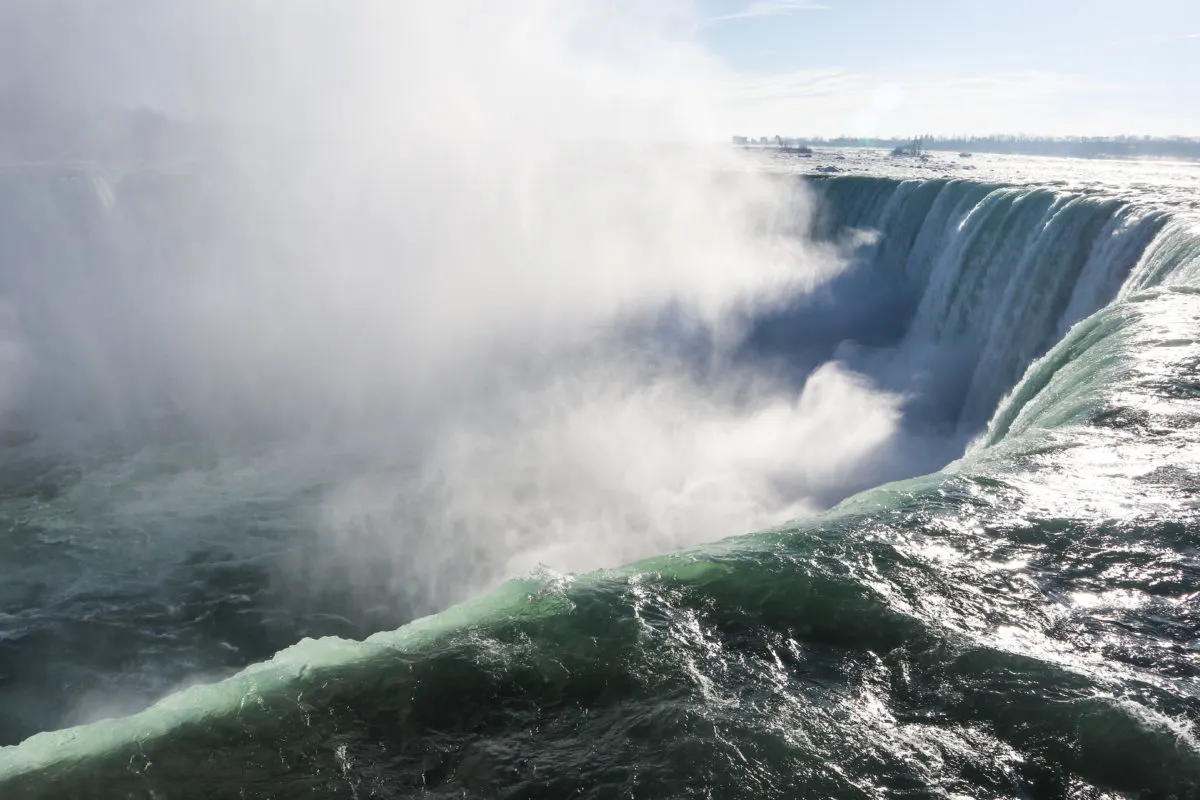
3;168;1200;798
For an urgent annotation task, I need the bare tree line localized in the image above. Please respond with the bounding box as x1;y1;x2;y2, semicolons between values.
733;134;1200;161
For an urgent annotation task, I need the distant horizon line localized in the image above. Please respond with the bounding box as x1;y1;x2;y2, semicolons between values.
730;134;1200;142
726;134;1200;161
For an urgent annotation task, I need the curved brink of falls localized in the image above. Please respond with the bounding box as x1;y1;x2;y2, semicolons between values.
4;174;1200;798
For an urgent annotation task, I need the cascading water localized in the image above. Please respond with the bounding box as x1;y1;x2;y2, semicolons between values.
3;160;1200;798
790;175;1180;434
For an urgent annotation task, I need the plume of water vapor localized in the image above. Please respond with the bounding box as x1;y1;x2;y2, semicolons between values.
0;1;910;627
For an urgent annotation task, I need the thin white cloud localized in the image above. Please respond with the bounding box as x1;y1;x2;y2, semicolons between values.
727;67;863;100
709;1;830;23
719;68;1118;137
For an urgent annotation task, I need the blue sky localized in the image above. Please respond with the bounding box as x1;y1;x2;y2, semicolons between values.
2;2;1196;140
695;0;1200;137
